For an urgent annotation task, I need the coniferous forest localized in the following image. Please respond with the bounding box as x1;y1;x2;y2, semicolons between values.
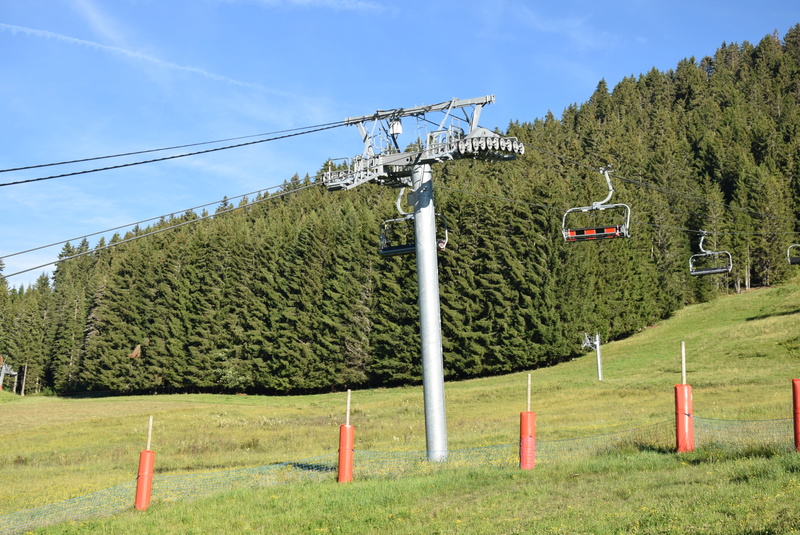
2;27;800;395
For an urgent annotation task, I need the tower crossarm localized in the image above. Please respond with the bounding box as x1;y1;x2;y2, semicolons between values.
342;95;493;127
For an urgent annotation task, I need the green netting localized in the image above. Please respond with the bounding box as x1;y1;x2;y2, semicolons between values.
151;455;337;504
0;456;337;535
353;443;520;480
0;480;136;535
537;420;675;460
0;417;794;535
694;417;794;451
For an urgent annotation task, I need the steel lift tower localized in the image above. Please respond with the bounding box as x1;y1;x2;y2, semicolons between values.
324;96;523;461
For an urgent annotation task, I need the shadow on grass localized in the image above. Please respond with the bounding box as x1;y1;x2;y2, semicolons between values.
288;461;336;473
608;440;675;455
604;438;795;464
673;442;794;465
745;308;800;321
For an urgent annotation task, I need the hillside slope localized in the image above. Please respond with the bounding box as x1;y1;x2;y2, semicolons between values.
2;277;800;518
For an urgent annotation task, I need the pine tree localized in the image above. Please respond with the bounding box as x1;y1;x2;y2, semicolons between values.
48;239;93;391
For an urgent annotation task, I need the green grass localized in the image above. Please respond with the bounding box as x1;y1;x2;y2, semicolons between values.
34;452;800;534
4;279;800;533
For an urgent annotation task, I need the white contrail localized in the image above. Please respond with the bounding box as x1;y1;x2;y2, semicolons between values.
234;0;385;11
0;22;284;95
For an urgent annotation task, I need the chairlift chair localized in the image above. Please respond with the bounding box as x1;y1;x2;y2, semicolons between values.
562;166;631;242
788;244;800;265
377;213;449;257
378;215;415;257
689;232;732;276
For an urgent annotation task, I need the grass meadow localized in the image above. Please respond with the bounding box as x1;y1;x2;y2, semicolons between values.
3;277;800;533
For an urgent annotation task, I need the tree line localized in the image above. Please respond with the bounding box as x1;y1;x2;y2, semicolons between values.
2;26;799;395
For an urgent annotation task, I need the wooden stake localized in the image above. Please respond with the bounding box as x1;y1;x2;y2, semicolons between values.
345;389;351;427
681;341;687;385
146;415;153;451
596;333;603;381
526;374;531;413
20;362;27;397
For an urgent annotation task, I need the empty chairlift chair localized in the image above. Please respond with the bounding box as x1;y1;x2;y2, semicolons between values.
689;232;732;276
379;215;416;257
378;214;448;257
788;244;800;265
562;166;631;242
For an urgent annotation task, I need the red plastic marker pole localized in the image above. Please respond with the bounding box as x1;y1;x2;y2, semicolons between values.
793;379;800;452
134;415;155;511
520;411;536;469
338;390;354;483
675;384;694;453
134;450;155;510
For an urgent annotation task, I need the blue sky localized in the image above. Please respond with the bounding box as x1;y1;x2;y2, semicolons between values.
1;0;797;287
